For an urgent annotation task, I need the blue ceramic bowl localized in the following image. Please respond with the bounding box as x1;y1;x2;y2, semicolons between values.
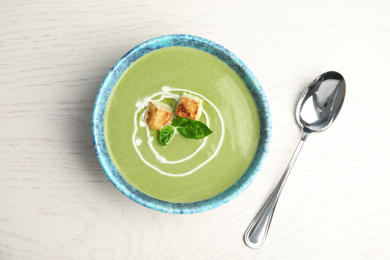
92;34;271;214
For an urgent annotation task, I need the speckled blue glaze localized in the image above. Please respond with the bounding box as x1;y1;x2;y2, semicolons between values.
92;34;271;214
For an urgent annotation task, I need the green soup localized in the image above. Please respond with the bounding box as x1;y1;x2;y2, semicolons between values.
104;46;260;203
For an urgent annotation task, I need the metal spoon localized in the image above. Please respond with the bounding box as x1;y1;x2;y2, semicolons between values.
244;71;346;249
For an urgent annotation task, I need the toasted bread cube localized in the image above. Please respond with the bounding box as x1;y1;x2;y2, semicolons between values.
175;93;203;120
145;102;173;130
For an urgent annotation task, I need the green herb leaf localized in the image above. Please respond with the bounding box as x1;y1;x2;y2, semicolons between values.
159;125;175;146
177;120;212;140
177;127;192;138
172;117;189;127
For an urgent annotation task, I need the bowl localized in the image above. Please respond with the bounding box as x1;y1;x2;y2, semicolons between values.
92;34;271;214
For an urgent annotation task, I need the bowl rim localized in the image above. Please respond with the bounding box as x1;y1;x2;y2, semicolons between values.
92;34;271;214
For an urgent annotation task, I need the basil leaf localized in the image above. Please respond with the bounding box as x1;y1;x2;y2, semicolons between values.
177;127;192;139
172;117;189;127
178;120;212;140
159;125;175;146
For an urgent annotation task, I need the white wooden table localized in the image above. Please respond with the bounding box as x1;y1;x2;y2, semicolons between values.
1;1;389;259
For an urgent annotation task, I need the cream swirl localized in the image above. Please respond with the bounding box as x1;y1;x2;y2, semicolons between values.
132;87;225;177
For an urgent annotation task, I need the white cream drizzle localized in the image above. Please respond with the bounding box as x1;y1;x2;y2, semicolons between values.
135;138;142;146
132;87;225;177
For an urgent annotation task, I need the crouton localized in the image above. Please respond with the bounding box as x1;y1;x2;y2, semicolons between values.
175;93;203;120
145;102;173;130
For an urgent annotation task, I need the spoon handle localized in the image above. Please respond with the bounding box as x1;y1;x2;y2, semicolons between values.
244;131;310;249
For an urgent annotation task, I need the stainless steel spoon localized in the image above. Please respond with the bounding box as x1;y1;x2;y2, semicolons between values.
244;71;346;249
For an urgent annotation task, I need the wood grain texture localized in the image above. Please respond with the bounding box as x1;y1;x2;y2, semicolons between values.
1;0;390;259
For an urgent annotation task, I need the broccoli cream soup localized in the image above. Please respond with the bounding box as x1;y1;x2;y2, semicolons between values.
104;46;260;203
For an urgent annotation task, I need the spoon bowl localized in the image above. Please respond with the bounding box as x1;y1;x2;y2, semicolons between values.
297;71;346;133
244;71;346;248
